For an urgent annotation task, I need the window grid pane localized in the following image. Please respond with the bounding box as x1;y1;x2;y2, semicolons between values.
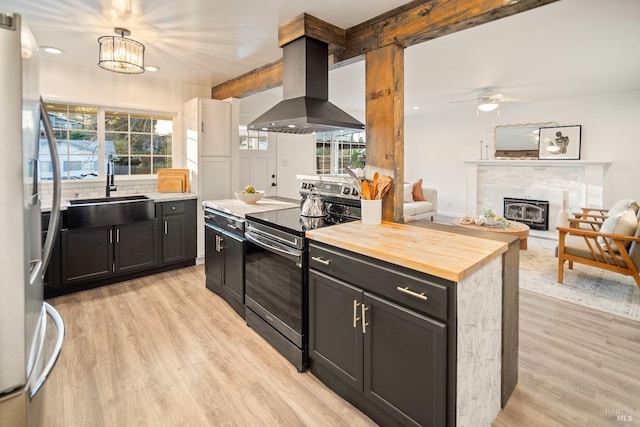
239;125;268;150
39;103;173;180
315;130;366;175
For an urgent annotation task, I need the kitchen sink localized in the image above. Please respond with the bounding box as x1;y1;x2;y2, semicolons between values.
66;195;155;229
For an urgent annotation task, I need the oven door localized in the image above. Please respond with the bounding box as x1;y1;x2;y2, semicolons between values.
244;229;304;347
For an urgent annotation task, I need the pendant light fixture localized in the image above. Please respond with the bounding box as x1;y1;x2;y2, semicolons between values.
98;27;145;74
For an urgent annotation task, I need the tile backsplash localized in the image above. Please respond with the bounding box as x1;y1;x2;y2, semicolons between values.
39;179;158;206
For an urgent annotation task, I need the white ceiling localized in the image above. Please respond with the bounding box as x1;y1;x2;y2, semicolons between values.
4;0;640;118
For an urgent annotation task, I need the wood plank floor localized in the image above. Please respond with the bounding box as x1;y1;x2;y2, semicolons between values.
44;266;640;426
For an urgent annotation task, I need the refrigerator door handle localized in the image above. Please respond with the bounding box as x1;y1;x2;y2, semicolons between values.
30;98;62;285
29;302;65;399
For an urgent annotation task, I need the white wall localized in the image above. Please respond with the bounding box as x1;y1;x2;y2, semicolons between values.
40;60;211;170
405;90;640;216
275;133;315;199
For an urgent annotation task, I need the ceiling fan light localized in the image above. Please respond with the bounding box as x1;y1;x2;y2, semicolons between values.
477;101;499;112
98;27;145;74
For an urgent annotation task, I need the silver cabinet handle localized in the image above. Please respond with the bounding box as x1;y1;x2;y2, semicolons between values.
215;235;220;252
219;236;224;250
227;224;238;230
164;221;168;234
361;304;369;334
311;256;330;265
353;300;361;328
109;229;113;244
116;228;120;243
396;286;428;301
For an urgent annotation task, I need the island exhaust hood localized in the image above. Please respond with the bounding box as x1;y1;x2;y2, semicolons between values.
248;36;364;135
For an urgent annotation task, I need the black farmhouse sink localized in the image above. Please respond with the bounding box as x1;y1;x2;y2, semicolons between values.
66;195;155;229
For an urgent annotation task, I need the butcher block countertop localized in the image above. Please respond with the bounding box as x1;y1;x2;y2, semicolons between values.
202;198;298;218
306;221;508;282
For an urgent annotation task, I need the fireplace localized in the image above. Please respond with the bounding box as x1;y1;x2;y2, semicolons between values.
503;198;550;230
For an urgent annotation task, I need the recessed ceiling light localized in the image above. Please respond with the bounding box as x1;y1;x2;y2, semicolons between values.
41;46;63;55
412;106;420;110
144;65;159;72
287;124;296;128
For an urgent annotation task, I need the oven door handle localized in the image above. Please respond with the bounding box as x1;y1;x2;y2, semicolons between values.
245;231;302;263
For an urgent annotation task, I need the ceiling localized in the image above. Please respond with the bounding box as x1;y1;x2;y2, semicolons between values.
4;0;640;118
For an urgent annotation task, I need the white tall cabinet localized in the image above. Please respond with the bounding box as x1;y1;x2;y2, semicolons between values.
184;97;239;259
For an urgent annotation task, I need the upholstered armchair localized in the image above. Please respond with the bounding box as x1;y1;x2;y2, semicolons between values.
557;203;640;288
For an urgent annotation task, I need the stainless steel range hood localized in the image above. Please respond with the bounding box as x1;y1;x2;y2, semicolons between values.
248;36;364;135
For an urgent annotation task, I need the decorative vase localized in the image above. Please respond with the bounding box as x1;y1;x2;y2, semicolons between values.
556;191;569;229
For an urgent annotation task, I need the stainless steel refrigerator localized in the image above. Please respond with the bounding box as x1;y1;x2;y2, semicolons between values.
0;12;64;427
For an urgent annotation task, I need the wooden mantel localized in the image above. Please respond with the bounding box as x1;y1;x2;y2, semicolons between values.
212;0;559;221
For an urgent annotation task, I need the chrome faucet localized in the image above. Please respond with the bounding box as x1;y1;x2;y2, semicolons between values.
106;154;117;197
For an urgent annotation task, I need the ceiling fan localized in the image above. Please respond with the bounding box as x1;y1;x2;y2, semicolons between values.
450;88;512;114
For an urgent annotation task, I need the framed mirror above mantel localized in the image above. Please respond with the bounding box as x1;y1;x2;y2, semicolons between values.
494;122;557;159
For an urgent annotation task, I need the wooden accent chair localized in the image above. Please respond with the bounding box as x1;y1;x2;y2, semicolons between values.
557;203;640;289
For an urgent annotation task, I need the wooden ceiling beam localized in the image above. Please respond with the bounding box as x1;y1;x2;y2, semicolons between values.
211;59;283;100
278;13;346;48
211;0;559;99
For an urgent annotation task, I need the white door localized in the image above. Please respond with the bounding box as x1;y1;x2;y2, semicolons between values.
239;136;277;196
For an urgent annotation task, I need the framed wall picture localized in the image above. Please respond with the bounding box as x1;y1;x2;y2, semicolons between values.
538;125;582;160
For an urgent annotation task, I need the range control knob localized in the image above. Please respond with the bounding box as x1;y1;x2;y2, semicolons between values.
301;183;308;189
351;188;358;196
343;187;350;195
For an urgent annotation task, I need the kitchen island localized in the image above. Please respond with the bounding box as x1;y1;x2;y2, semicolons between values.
305;221;518;427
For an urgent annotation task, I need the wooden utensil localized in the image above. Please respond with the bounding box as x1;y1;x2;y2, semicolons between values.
361;180;371;200
372;172;379;200
377;175;392;199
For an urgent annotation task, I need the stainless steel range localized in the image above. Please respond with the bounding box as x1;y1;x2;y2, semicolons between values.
244;176;361;371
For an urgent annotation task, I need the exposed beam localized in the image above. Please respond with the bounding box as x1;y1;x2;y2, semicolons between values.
211;0;558;99
211;60;282;100
365;44;404;223
278;13;346;48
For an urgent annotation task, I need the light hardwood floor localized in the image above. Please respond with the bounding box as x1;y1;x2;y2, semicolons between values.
44;266;640;426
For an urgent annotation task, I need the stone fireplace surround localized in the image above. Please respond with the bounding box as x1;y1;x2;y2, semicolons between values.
465;160;611;235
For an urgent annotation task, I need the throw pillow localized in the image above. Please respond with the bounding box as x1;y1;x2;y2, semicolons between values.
608;199;639;217
403;183;414;203
597;208;638;252
412;179;425;201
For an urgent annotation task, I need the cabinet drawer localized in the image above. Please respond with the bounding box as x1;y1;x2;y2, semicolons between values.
309;243;449;321
162;201;185;215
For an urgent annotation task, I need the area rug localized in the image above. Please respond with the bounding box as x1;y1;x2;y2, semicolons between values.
520;238;640;320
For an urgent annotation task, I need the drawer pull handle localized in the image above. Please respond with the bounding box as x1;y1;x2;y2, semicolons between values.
396;286;428;301
353;300;361;328
227;224;238;230
311;256;330;265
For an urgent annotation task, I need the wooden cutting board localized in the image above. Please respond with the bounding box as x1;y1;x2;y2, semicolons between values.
157;169;190;193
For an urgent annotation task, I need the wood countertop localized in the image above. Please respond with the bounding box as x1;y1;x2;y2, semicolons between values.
202;198;298;218
306;221;508;282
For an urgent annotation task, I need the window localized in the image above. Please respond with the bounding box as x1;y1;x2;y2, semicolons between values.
39;102;173;180
239;125;268;150
105;111;173;175
315;130;366;175
40;103;98;180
